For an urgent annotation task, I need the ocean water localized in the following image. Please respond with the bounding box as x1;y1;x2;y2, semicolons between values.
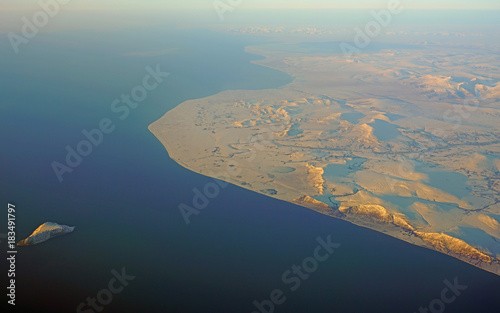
1;27;499;313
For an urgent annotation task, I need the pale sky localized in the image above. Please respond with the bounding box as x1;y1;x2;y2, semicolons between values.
2;0;500;10
1;0;498;32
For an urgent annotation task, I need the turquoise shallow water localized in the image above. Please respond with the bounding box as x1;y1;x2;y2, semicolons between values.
416;163;472;199
323;158;367;182
339;112;366;124
1;28;499;313
366;119;402;141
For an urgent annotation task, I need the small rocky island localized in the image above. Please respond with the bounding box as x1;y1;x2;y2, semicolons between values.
17;222;75;246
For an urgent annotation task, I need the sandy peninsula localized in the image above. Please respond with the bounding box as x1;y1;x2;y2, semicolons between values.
149;43;500;276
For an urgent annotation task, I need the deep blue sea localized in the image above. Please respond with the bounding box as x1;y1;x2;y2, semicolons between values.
1;27;499;313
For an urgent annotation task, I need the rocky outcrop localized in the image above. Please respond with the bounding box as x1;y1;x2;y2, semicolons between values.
306;164;325;194
17;222;75;246
294;195;331;210
414;231;491;264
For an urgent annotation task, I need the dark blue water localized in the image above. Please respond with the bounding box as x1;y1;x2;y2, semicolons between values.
1;28;499;313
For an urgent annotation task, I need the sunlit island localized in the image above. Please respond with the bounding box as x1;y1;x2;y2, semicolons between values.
17;222;75;246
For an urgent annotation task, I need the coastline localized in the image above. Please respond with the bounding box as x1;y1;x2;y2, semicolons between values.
149;44;500;276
